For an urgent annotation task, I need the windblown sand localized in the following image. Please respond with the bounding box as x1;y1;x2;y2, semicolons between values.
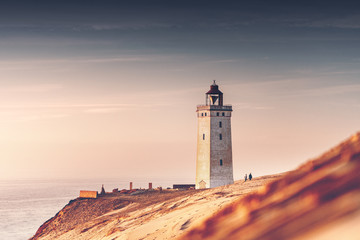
32;132;360;240
31;174;280;240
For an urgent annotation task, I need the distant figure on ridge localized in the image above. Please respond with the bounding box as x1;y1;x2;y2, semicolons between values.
244;174;247;182
100;184;106;195
249;173;253;180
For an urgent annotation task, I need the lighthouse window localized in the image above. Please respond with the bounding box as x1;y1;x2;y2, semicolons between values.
216;112;219;116
222;112;225;116
201;113;203;117
220;159;223;166
219;121;222;128
219;134;222;140
205;113;207;116
203;134;205;140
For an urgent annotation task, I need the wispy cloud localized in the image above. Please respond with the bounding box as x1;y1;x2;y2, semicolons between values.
90;23;175;31
292;15;360;29
73;57;150;63
0;84;63;93
0;21;177;33
0;103;134;110
0;102;172;122
83;107;125;114
227;79;296;88
0;113;70;123
273;83;360;99
300;84;360;96
0;56;158;71
21;114;69;121
0;56;153;66
0;103;172;112
233;102;274;110
205;59;239;64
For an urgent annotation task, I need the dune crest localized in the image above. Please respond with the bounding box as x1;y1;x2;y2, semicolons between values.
31;132;360;240
31;175;280;240
181;132;360;240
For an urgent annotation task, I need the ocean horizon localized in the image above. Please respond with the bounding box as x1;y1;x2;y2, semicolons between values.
0;177;193;240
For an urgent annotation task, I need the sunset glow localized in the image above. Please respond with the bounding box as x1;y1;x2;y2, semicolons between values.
1;1;359;181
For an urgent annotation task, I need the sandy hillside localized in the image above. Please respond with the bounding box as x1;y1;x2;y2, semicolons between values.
31;174;281;240
32;132;360;240
181;132;360;240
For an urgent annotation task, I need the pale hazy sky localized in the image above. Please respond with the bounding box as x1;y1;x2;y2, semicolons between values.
1;1;359;182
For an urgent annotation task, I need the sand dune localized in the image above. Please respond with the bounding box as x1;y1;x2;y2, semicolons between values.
32;132;360;240
31;175;280;239
182;132;360;240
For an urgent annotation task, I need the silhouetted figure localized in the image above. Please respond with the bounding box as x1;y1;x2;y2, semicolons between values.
100;184;106;195
249;173;253;180
244;174;247;182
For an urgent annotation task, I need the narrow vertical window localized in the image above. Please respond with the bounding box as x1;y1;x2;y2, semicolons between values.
216;112;219;116
219;121;222;128
219;134;222;140
201;113;203;116
203;134;205;140
205;112;207;116
222;112;225;116
220;159;223;166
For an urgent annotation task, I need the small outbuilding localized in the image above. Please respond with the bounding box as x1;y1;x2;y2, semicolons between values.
173;184;195;190
79;190;98;199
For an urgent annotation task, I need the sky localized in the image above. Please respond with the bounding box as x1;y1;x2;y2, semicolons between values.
0;0;359;182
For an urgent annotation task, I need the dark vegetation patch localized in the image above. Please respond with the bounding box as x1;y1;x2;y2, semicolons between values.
180;219;192;230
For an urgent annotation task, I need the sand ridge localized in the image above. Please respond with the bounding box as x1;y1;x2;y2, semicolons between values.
181;132;360;240
31;174;281;240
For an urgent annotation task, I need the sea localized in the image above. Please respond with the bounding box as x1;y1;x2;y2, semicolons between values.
0;177;190;240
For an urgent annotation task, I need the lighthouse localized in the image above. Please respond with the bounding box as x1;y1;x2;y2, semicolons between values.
196;81;234;189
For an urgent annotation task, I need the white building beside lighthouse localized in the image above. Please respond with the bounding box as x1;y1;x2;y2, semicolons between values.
196;81;234;189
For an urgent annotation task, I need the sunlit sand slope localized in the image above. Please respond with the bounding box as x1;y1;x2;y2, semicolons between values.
181;132;360;240
31;174;280;240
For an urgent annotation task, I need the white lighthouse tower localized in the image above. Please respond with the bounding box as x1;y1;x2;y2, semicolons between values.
196;81;234;189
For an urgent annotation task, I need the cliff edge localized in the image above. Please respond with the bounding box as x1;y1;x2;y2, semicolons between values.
31;132;360;240
31;174;280;239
